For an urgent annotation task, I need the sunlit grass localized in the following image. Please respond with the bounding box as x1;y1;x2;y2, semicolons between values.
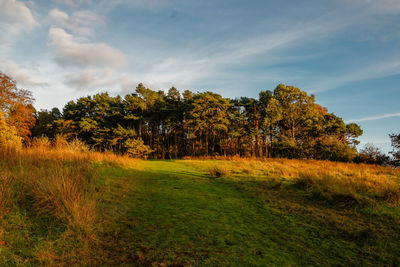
1;148;400;265
186;158;400;206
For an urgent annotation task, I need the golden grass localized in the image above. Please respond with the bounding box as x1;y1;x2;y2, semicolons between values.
186;158;400;206
208;165;231;177
0;145;139;236
0;171;12;219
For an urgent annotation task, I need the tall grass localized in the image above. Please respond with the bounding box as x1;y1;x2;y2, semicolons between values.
187;158;400;207
0;142;139;235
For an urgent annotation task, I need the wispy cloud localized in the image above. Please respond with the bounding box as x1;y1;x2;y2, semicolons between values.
310;59;400;93
347;112;400;123
134;17;345;89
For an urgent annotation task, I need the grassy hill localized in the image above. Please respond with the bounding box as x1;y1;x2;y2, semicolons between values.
1;148;400;266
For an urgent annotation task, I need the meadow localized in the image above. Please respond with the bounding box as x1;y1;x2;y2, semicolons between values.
1;147;400;266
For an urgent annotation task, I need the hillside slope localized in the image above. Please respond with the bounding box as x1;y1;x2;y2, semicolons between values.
1;154;400;266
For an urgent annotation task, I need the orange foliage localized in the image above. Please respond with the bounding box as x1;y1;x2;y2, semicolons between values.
0;72;36;140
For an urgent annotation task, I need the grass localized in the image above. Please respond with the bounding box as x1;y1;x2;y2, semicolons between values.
1;148;400;265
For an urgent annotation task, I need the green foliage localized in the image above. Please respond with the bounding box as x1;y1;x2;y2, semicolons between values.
31;108;61;138
31;83;364;161
390;133;400;164
346;123;363;146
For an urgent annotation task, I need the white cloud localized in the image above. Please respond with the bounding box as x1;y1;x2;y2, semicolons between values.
49;8;105;37
0;0;38;30
0;60;47;87
48;27;126;68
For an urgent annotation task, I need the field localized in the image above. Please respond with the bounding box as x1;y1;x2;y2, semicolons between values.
1;148;400;266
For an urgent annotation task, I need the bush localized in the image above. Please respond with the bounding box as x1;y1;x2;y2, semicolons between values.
124;138;152;158
30;136;51;149
208;165;230;178
52;134;69;149
67;138;89;152
0;111;22;150
51;135;89;152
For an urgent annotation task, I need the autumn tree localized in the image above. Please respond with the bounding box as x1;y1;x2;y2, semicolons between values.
0;72;35;140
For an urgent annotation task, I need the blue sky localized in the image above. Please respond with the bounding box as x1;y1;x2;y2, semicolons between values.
0;0;399;153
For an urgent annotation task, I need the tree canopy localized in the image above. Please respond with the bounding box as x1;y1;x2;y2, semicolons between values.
29;83;364;161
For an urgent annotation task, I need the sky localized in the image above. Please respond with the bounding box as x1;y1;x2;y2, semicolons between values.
0;0;399;153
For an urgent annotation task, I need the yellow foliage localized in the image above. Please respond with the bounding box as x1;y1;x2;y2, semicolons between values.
0;111;22;150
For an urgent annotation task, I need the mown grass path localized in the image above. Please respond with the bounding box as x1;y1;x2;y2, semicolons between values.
94;160;400;266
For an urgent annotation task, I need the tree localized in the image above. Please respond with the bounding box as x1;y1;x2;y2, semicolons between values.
188;92;230;156
31;108;62;138
345;123;363;147
268;84;322;158
271;84;320;141
358;143;390;165
390;133;400;164
43;82;362;161
0;72;35;140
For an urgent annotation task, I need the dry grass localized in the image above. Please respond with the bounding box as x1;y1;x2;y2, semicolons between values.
0;172;12;219
208;165;231;178
0;145;139;235
186;158;400;207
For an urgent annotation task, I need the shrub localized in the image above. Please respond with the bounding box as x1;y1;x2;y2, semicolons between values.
0;111;22;150
52;134;69;149
67;138;89;152
124;138;152;158
208;165;230;178
30;136;51;149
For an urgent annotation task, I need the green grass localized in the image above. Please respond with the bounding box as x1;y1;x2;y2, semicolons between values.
2;159;400;266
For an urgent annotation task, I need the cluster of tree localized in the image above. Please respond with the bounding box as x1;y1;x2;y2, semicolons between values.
1;70;399;164
31;82;366;161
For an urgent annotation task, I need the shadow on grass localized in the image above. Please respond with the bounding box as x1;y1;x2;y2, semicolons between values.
93;165;400;266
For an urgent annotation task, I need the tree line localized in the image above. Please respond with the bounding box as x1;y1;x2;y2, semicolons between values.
1;71;399;164
32;82;363;161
